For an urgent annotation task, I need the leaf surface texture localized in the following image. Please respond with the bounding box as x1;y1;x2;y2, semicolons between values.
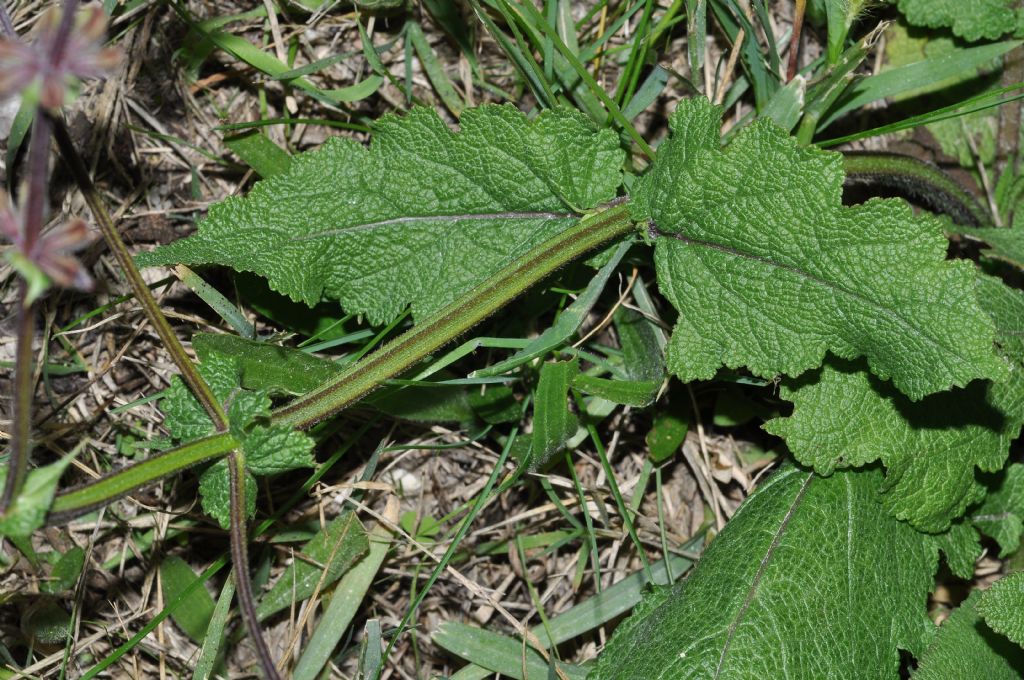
590;467;937;680
643;98;1004;399
137;105;624;325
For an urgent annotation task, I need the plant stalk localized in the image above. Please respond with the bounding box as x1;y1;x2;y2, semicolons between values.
1;110;52;512
48;200;638;519
272;201;635;428
50;117;228;429
49;116;283;679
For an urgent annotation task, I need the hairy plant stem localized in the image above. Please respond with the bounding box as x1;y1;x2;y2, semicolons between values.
272;200;635;428
50;120;227;426
4;287;35;512
48;200;637;518
50;116;280;680
842;151;991;227
1;110;52;512
787;0;806;82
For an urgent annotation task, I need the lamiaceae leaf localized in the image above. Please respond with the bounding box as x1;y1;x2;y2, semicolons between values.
160;341;316;527
765;357;1024;531
244;425;315;475
896;0;1024;42
913;591;1024;679
959;228;1024;270
643;97;1005;400
979;571;1024;648
590;467;938;679
162;352;240;441
973;464;1024;557
978;273;1024;361
932;520;982;580
199;458;256;530
136;105;624;325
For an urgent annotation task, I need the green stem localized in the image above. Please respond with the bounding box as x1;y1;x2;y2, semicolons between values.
272;201;635;429
842;151;990;227
3;286;35;512
47;201;637;520
50;117;228;430
48;432;238;522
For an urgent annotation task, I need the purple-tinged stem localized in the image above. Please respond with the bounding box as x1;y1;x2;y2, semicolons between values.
49;0;78;68
0;102;52;512
2;286;35;512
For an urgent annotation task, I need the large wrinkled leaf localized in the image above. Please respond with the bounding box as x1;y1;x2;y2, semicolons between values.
640;97;1004;400
980;571;1024;649
896;0;1024;42
137;105;624;325
590;467;938;680
913;591;1024;679
973;464;1024;557
765;357;1024;531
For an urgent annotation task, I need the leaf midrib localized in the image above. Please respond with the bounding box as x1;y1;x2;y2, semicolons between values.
712;472;814;679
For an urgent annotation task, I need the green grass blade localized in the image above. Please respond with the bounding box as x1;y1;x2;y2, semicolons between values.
820;39;1022;130
192;577;235;680
172;265;256;339
406;22;465;117
818;83;1024;147
292;511;395;680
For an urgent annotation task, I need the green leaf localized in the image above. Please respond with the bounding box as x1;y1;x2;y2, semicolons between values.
162;352;240;441
137;105;624;325
41;547;86;595
243;424;316;475
256;512;368;621
531;359;580;468
193;332;342;395
645;410;688;463
198;459;256;530
161;555;216;642
896;0;1024;42
643;97;1004;400
980;571;1024;648
960;228;1024;271
973;464;1024;557
433;622;588;680
932;520;982;580
161;340;317;526
0;455;76;539
227;388;272;436
572;373;660;407
591;467;938;680
766;357;1024;531
613;306;665;382
978;273;1024;361
223;131;292;178
292;517;394;680
913;591;1024;679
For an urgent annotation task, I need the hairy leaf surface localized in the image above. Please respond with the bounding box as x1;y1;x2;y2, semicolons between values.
913;591;1024;679
980;571;1024;648
896;0;1024;42
590;467;937;680
137;105;624;325
161;344;314;528
765;357;1024;531
642;98;1004;400
973;464;1024;556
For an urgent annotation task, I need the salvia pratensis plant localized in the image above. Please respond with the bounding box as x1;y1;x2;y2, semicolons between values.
7;0;1024;678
